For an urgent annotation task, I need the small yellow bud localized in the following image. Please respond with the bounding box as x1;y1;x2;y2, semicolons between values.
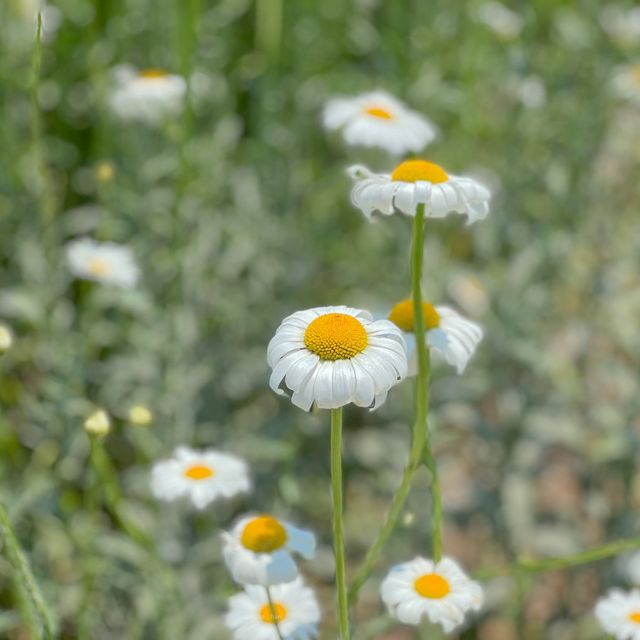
84;409;111;436
0;324;13;352
128;404;153;427
95;161;115;184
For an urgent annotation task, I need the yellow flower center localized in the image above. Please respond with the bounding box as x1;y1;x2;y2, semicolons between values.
391;160;449;184
260;602;288;624
139;68;168;79
303;313;368;361
629;611;640;624
414;573;451;599
184;464;214;480
364;106;394;120
388;299;441;332
241;515;288;553
88;257;110;277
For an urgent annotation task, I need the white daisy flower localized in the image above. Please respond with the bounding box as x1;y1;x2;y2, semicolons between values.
66;238;140;289
381;556;483;633
323;90;437;156
600;6;640;48
222;514;316;586
0;323;14;353
595;589;640;639
226;577;320;640
267;305;407;412
388;298;483;375
476;2;524;40
151;446;250;510
109;65;186;125
613;64;640;105
349;160;491;225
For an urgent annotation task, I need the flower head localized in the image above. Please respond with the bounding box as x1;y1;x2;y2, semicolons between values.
84;409;111;436
128;404;153;427
388;299;483;375
323;90;437;156
267;305;407;411
349;161;491;225
0;323;14;353
613;64;640;105
596;589;640;640
476;2;524;39
109;65;186;125
223;514;316;586
381;556;483;633
225;578;320;640
151;446;250;510
66;238;140;289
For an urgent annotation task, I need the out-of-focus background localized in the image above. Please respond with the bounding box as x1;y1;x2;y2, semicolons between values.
1;0;640;638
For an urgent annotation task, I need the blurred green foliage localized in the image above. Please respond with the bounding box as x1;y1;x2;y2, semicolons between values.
1;0;640;638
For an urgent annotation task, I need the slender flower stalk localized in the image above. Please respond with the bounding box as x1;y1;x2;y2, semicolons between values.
348;202;442;604
476;536;640;580
331;407;350;640
266;587;285;640
0;503;55;639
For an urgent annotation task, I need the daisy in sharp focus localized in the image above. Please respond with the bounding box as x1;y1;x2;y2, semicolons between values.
381;556;483;633
596;589;640;640
387;298;483;375
323;90;437;156
226;577;320;640
151;446;251;510
267;305;407;412
66;238;140;288
349;159;491;224
222;514;316;586
109;65;186;125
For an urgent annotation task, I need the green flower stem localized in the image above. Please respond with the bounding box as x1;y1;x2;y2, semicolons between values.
476;536;640;580
0;503;55;639
330;407;350;640
266;587;284;640
409;204;442;562
255;0;283;63
348;202;440;604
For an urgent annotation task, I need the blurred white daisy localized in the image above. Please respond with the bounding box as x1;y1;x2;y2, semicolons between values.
66;238;140;288
323;90;437;156
267;305;407;411
387;298;483;375
222;514;316;586
613;64;640;105
0;323;14;353
349;160;491;224
151;446;250;510
381;556;483;633
600;6;640;48
476;2;524;40
109;65;186;125
596;589;640;639
84;408;111;436
226;578;320;640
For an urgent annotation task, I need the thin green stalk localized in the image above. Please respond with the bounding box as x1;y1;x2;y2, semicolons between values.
266;587;284;640
476;536;640;579
0;503;55;639
409;203;442;562
255;0;283;63
330;408;350;640
348;203;438;604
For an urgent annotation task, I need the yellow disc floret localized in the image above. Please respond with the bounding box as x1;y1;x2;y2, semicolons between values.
304;313;368;361
629;611;640;624
184;464;214;480
260;602;287;624
139;68;168;79
414;573;451;599
241;515;288;553
388;299;441;332
391;160;448;184
364;106;394;120
88;257;110;277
